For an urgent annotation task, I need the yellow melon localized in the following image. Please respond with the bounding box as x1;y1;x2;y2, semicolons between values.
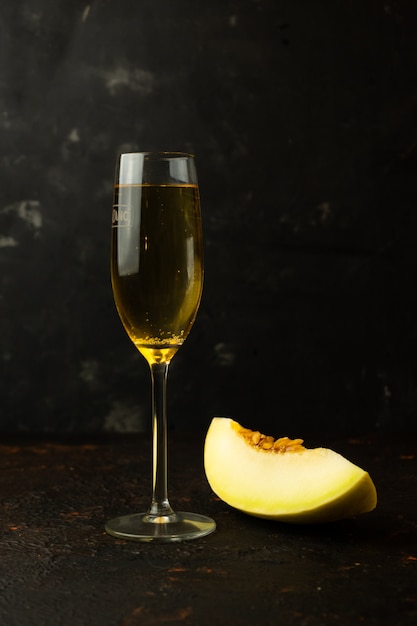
204;418;377;523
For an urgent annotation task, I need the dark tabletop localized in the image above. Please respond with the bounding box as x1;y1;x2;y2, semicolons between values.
0;432;416;626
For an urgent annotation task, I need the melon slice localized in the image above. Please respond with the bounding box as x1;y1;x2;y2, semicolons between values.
204;418;377;523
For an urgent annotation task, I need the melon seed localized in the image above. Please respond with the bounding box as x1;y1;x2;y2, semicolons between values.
237;424;305;453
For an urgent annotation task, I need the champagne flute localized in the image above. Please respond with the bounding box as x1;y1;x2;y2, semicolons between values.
105;152;216;542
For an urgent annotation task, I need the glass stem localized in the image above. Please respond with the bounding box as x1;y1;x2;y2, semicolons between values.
148;362;175;519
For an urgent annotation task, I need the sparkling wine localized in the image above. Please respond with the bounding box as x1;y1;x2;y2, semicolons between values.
111;183;203;364
106;152;216;542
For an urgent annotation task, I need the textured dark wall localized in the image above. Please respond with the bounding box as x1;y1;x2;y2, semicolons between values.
0;0;416;434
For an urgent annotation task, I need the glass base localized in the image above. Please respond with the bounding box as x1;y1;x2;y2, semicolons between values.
105;511;216;543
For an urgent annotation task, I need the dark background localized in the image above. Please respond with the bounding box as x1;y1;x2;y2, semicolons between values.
0;0;416;436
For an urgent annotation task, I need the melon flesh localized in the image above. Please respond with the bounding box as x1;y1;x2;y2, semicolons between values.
204;418;377;523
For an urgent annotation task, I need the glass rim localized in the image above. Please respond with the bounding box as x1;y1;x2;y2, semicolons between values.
118;151;195;160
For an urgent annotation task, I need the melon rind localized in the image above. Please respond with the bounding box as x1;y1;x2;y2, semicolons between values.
204;417;377;523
